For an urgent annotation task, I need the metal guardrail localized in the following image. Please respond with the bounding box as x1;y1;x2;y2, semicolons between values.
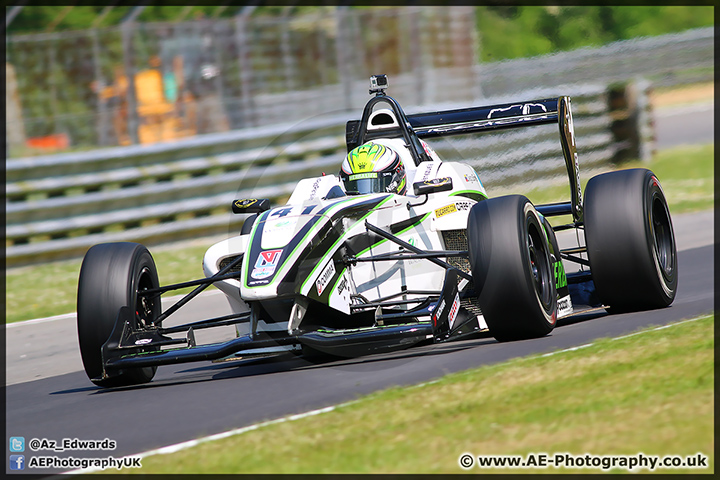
7;28;711;266
475;27;714;97
6;82;647;266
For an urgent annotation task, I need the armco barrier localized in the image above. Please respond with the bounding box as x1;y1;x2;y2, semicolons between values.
6;82;648;267
475;27;713;97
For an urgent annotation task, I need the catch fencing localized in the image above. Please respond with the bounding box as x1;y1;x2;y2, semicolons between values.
6;9;712;156
6;81;649;266
5;6;478;156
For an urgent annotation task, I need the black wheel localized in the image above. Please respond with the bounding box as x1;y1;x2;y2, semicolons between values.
77;242;160;387
467;195;557;342
584;168;677;311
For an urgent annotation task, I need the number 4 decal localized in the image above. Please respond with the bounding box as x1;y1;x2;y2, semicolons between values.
271;205;316;217
271;207;294;218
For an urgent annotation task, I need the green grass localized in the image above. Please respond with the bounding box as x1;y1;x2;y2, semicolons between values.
4;142;713;324
5;242;215;324
624;143;714;213
502;142;713;226
103;314;713;474
525;143;713;212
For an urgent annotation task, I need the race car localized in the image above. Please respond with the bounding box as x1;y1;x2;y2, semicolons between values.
77;75;677;387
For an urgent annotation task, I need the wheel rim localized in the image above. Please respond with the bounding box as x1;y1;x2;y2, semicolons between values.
527;222;553;310
135;267;157;328
651;195;675;280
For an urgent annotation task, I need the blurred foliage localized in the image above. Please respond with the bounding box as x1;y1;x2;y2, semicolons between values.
6;5;336;33
476;6;714;62
5;5;712;152
7;6;714;56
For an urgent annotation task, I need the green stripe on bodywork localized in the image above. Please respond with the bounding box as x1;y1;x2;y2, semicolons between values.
316;321;430;334
450;190;488;201
538;212;551;244
242;209;272;286
355;212;431;258
555;260;567;289
328;267;347;297
244;198;359;289
299;195;395;293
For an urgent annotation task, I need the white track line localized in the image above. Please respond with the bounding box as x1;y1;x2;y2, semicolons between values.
5;312;77;328
539;314;711;358
6;290;225;329
59;314;711;476
60;400;359;476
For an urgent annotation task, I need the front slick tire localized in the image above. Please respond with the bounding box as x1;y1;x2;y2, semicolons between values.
468;195;557;342
584;168;677;312
77;242;159;387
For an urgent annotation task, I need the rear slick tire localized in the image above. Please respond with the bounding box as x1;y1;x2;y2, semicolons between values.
77;242;159;387
584;168;677;312
467;195;557;342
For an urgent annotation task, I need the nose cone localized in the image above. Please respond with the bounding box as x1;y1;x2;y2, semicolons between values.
241;205;328;299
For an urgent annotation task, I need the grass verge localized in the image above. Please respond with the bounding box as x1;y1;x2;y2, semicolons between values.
623;143;714;213
522;143;713;212
5;142;712;324
5;243;214;324
104;314;713;474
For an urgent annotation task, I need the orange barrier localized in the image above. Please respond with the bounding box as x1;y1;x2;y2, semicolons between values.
26;133;70;150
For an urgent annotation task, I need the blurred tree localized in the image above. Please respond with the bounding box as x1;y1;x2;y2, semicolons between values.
475;5;714;62
6;5;714;62
476;6;553;61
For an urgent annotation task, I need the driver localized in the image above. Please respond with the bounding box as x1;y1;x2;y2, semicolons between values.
339;142;407;195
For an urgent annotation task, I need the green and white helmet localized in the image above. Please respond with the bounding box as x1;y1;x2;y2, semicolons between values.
339;142;407;195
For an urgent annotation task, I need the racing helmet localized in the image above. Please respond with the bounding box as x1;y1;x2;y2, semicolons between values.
339;142;407;195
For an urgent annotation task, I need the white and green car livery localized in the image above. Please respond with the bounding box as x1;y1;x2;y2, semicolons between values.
202;150;503;339
75;76;676;386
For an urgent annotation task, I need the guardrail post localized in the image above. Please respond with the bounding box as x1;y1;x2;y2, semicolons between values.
91;29;111;146
234;10;257;128
634;77;655;163
121;22;140;145
408;7;424;105
608;78;654;164
5;62;26;156
48;37;60;138
468;8;484;101
280;9;296;93
335;6;353;111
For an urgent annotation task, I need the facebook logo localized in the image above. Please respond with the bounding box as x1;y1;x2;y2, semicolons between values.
9;437;24;452
9;455;25;470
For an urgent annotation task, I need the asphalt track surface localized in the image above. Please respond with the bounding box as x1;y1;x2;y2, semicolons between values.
6;222;714;475
5;104;715;475
654;102;714;150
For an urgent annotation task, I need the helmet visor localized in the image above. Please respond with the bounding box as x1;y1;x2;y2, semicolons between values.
344;172;397;195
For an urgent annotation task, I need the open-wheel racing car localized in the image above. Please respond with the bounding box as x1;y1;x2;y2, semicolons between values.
77;75;677;387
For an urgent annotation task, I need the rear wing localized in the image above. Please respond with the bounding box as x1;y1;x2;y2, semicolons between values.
407;98;559;137
407;97;582;221
346;95;582;222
